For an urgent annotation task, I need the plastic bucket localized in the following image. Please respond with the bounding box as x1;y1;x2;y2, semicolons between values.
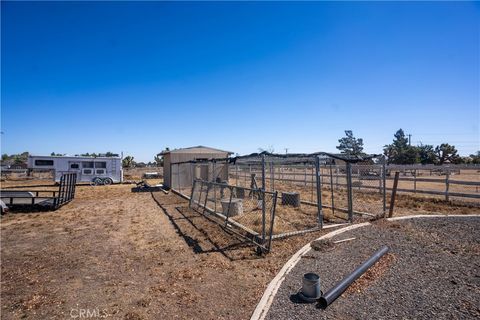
301;273;321;299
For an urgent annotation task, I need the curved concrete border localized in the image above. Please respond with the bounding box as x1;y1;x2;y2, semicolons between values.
250;222;371;320
387;214;480;221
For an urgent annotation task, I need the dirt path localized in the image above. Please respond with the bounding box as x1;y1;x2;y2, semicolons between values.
1;184;331;319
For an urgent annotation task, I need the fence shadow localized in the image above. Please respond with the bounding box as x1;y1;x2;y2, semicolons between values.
150;192;262;261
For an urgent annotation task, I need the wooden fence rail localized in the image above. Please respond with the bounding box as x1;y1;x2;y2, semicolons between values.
228;170;480;202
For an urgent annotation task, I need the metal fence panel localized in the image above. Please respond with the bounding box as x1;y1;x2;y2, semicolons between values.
189;179;277;253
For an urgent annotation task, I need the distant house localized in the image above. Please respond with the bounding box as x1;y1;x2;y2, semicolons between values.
160;146;233;189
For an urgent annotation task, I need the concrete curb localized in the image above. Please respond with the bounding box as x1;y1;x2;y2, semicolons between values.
387;214;480;221
250;222;371;320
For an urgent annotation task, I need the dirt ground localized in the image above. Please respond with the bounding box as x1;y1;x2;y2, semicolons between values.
1;181;335;320
1;177;479;319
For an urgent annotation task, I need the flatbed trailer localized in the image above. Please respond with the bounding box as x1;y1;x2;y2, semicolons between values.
0;173;77;211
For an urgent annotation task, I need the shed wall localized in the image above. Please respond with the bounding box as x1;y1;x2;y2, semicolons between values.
163;151;229;189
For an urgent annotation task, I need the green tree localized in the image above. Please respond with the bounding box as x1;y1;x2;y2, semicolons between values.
417;144;436;164
469;151;480;164
13;155;25;165
258;145;275;154
336;130;365;156
122;156;135;168
435;143;461;164
105;152;119;157
154;147;170;167
154;154;163;166
383;129;418;164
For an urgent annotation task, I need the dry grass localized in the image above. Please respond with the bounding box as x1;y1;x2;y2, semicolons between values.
1;178;336;320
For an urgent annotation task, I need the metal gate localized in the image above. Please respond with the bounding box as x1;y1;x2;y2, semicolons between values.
189;179;278;253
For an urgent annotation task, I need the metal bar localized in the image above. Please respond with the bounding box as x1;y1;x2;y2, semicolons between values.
224;186;234;227
266;191;278;252
329;164;335;216
318;245;390;309
388;171;400;218
346;162;353;222
189;179;196;208
213;161;217;212
382;162;387;216
315;156;323;227
197;179;204;209
72;174;77;198
261;154;266;244
202;182;210;215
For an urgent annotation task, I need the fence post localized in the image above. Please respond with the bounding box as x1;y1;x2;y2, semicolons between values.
445;171;450;202
382;163;386;216
213;161;217;212
189;179;196;208
261;155;266;243
378;167;382;194
266;191;278;253
315;156;323;228
329;164;335;216
414;169;417;193
346;162;353;222
202;182;210;215
388;171;400;217
310;166;314;202
335;166;339;189
224;186;234;227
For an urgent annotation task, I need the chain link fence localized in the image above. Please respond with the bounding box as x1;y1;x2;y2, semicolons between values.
228;154;387;238
170;160;229;196
169;154;386;242
350;163;386;217
189;179;278;252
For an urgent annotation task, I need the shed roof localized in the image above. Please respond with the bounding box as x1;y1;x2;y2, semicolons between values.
160;146;233;156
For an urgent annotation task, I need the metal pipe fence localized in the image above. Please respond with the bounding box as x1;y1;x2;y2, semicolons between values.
170;155;479;244
189;179;278;253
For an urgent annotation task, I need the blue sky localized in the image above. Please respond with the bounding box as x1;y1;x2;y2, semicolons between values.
2;1;479;162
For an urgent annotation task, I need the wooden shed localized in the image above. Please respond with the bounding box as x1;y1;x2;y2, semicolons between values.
161;146;233;189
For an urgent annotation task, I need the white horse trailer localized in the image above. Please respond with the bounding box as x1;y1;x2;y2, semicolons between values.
28;155;123;184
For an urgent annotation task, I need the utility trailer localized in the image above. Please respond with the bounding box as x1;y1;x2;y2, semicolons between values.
28;155;123;184
0;173;77;211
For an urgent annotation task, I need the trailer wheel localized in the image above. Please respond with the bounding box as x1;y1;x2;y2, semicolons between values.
91;177;104;186
103;177;113;185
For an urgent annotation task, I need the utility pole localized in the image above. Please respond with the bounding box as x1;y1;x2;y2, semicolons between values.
285;148;288;154
407;134;412;146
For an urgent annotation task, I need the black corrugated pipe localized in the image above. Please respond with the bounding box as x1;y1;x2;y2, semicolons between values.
318;245;390;309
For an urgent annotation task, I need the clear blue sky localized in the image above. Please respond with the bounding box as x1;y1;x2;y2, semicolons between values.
2;1;479;162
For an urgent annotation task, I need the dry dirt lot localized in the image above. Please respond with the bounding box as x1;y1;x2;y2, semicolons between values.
1;178;479;319
1;182;334;320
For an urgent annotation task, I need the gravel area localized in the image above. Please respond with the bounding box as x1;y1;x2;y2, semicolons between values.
265;217;480;320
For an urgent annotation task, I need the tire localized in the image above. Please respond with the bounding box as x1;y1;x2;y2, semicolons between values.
91;177;104;186
103;177;113;185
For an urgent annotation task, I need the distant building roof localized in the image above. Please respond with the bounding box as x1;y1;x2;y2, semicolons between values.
160;146;233;156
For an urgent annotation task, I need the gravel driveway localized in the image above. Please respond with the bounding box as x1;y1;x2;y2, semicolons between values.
265;216;480;319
